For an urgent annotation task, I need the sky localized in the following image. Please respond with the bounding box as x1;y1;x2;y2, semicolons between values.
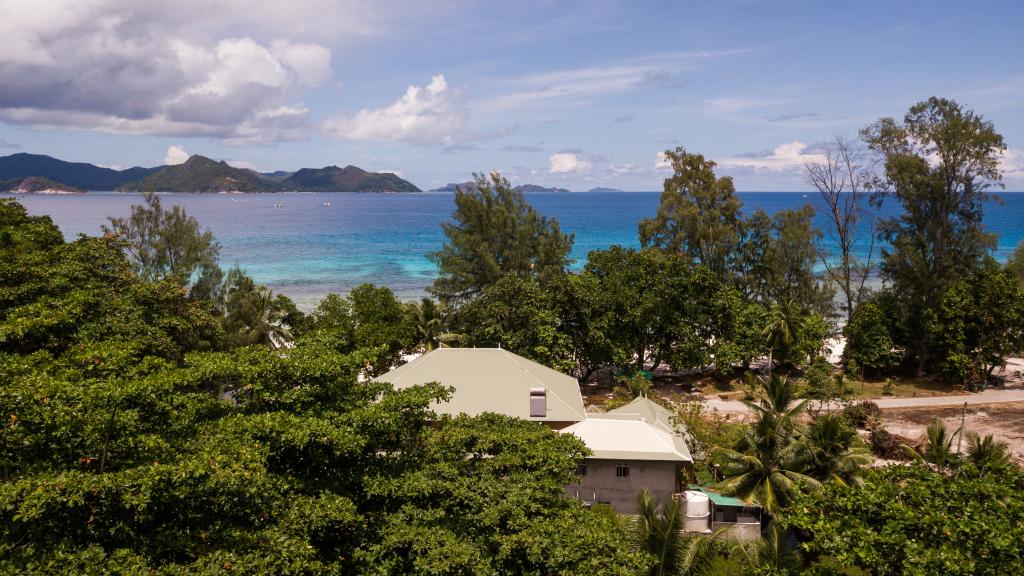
0;0;1022;191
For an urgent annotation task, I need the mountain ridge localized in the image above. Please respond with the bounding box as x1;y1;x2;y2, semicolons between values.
0;153;162;190
117;155;287;193
0;153;422;193
282;165;420;192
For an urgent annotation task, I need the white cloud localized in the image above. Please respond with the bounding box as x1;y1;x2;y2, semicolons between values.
95;162;125;170
717;141;825;172
483;65;658;112
225;159;257;170
0;0;355;143
548;152;592;173
1000;148;1024;183
271;40;332;86
164;145;190;165
323;74;466;145
705;96;778;115
654;151;672;170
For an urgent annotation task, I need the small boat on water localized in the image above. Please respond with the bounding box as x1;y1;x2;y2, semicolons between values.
323;201;331;206
274;202;283;208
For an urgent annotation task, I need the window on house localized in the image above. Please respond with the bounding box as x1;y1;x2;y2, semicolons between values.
616;463;630;477
577;463;587;476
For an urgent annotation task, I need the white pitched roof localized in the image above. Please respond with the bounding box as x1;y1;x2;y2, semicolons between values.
605;396;694;446
374;348;586;422
561;417;693;462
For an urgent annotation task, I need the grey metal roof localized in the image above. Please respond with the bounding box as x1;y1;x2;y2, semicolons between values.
374;348;587;422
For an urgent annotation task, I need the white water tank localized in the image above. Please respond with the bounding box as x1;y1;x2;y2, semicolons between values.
683;491;711;533
684;491;710;516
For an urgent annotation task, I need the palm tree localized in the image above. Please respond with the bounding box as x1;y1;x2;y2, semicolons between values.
761;299;807;376
738;524;800;574
407;297;462;352
801;413;871;486
224;273;292;348
901;418;957;470
632;490;723;576
714;374;819;515
965;431;1010;475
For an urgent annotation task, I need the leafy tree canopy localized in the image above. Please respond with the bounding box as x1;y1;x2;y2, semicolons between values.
786;464;1024;576
430;171;574;303
0;198;218;376
103;192;221;284
843;300;900;375
928;259;1024;387
639;148;743;279
862;97;1004;374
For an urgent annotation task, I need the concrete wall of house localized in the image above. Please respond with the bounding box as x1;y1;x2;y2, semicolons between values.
564;458;679;514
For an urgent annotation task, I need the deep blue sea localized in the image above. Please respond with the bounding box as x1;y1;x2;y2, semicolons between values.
6;191;1024;308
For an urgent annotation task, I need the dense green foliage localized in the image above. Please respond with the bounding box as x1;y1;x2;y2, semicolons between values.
305;284;417;375
452;274;574;372
842;301;899;375
0;198;218;371
640;148;834;319
103;192;221;283
281;165;420;192
632;490;723;576
715;375;869;516
1007;238;1024;286
786;464;1024;575
0;197;649;574
863;97;1005;374
430;171;574;303
640;148;743;279
928;260;1024;387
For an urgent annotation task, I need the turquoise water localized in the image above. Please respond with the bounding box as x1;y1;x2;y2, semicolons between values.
6;191;1024;307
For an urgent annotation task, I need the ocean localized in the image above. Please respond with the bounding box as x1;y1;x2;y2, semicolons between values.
6;191;1024;308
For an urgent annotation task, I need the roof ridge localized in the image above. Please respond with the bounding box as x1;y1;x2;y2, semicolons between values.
501;350;584;418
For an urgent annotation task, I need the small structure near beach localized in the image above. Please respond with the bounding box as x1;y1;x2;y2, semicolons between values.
374;347;587;429
683;486;763;541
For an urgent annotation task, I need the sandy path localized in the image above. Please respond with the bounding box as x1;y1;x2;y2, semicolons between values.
702;387;1024;413
881;402;1024;463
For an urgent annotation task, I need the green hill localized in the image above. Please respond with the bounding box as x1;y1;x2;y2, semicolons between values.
0;152;162;190
282;165;420;192
118;155;286;193
0;176;83;193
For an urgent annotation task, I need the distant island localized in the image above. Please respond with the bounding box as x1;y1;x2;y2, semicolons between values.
282;165;419;192
0;152;161;190
0;152;420;193
586;187;624;193
0;176;83;194
430;181;570;193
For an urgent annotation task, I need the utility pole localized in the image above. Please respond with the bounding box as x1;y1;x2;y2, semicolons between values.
956;402;967;454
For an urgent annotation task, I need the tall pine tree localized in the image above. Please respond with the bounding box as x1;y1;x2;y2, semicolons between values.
862;97;1005;374
430;172;573;303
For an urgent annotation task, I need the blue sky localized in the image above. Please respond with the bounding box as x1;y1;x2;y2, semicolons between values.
1;0;1022;191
